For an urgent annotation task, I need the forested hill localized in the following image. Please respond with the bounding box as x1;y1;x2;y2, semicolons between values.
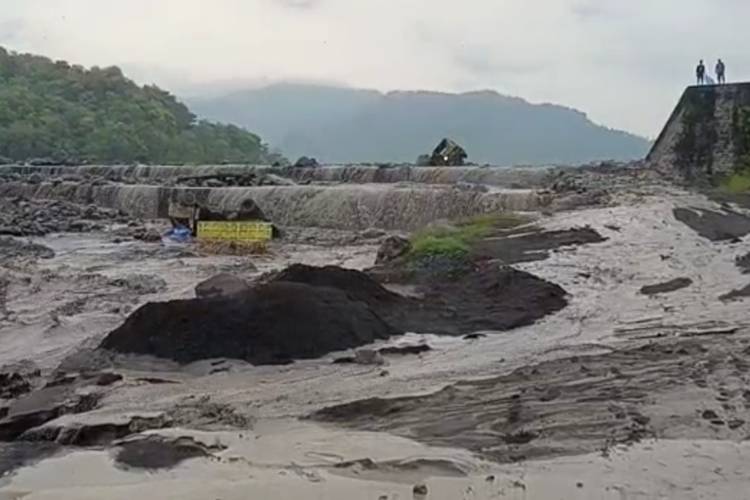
0;47;271;164
189;83;651;166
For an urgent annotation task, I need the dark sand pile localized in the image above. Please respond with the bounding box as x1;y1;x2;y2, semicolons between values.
98;262;568;365
99;280;401;365
673;207;750;242
415;261;567;333
272;264;404;308
470;226;606;264
271;263;568;335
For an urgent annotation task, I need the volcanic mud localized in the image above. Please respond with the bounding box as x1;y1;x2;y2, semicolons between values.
639;277;693;295
469;225;606;264
113;434;224;471
99;279;401;365
672;206;750;242
97;260;568;365
277;263;568;335
2;189;750;498
312;334;750;463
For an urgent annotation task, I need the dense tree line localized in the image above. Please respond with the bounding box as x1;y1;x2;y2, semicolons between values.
0;47;277;164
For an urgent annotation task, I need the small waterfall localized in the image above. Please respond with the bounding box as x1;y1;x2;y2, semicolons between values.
0;164;551;187
0;181;550;230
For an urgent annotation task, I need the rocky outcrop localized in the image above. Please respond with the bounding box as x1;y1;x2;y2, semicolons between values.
0;196;128;236
648;82;750;184
375;235;411;264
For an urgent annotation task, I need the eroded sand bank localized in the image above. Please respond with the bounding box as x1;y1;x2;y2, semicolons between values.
3;425;750;499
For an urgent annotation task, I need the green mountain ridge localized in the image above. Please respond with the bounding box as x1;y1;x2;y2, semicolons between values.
0;47;270;164
187;83;651;166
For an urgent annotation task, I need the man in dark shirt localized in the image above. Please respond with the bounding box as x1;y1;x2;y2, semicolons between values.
696;60;706;85
716;59;726;84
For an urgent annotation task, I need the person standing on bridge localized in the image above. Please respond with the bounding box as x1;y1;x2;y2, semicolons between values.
696;60;706;85
716;59;726;84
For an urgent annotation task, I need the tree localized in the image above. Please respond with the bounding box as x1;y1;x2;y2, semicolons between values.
0;47;277;164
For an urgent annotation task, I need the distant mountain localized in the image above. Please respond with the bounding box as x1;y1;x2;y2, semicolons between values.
187;83;651;166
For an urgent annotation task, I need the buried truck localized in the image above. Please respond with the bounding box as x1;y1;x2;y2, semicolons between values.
167;193;279;248
417;138;469;167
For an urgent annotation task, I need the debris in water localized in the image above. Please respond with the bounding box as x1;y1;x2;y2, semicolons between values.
639;277;693;295
375;235;411;264
425;138;468;167
413;483;429;496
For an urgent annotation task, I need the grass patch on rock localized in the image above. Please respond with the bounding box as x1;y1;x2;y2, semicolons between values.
409;213;529;261
719;171;750;193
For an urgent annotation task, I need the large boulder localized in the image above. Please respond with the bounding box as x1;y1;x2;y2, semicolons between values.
375;236;411;264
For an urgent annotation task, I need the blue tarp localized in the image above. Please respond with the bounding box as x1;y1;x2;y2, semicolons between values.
168;226;192;243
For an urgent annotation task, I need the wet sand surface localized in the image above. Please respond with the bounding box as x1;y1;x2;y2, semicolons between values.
3;187;750;497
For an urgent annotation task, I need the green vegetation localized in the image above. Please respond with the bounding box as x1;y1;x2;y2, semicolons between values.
0;47;278;164
409;213;528;259
718;171;750;193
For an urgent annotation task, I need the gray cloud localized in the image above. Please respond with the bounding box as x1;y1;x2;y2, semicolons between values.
0;0;747;137
274;0;321;9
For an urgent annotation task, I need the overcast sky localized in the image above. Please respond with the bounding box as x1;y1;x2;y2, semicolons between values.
2;0;748;138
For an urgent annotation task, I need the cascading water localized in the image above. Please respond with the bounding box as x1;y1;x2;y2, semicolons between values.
0;181;550;230
0;163;556;230
0;163;552;187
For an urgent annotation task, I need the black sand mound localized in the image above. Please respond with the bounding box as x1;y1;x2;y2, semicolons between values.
115;435;223;470
273;263;568;336
99;281;400;365
673;207;750;241
271;264;404;307
415;262;568;334
471;226;606;264
101;263;568;365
